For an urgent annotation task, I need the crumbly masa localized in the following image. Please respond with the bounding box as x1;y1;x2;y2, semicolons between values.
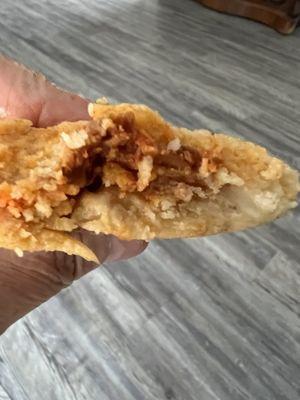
0;103;298;260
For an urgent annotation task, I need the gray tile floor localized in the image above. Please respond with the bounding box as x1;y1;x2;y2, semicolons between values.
0;1;299;399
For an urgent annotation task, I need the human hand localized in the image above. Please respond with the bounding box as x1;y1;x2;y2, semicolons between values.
0;55;146;334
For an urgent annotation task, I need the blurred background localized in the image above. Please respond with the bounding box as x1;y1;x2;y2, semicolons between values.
0;1;299;399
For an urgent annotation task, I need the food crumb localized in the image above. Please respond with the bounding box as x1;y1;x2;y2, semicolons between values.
61;130;88;149
14;248;24;257
88;103;94;117
167;138;181;152
96;97;109;105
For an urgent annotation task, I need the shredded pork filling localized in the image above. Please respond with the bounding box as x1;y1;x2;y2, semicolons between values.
0;112;243;225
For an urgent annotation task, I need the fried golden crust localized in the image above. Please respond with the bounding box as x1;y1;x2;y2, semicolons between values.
0;103;298;259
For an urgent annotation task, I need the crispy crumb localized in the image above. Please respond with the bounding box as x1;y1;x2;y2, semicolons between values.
254;191;280;212
88;103;94;117
199;158;209;177
61;130;88;149
34;197;53;218
100;118;115;132
7;204;22;218
174;183;193;202
96;97;109;105
167;138;181;152
23;209;34;222
160;199;175;211
14;247;24;257
260;158;283;180
137;156;153;191
19;228;32;238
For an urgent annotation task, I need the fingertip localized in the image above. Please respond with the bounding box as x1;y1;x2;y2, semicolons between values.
37;90;91;127
78;235;148;275
106;237;148;263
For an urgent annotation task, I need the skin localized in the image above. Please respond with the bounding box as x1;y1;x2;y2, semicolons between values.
0;55;147;334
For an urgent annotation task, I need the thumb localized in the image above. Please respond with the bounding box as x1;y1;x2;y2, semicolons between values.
74;230;147;276
0;234;147;334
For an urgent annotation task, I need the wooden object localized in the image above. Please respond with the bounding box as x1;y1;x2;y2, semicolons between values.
196;0;300;33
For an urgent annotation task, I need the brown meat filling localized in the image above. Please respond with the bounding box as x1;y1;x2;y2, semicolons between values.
0;112;225;223
81;112;220;202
